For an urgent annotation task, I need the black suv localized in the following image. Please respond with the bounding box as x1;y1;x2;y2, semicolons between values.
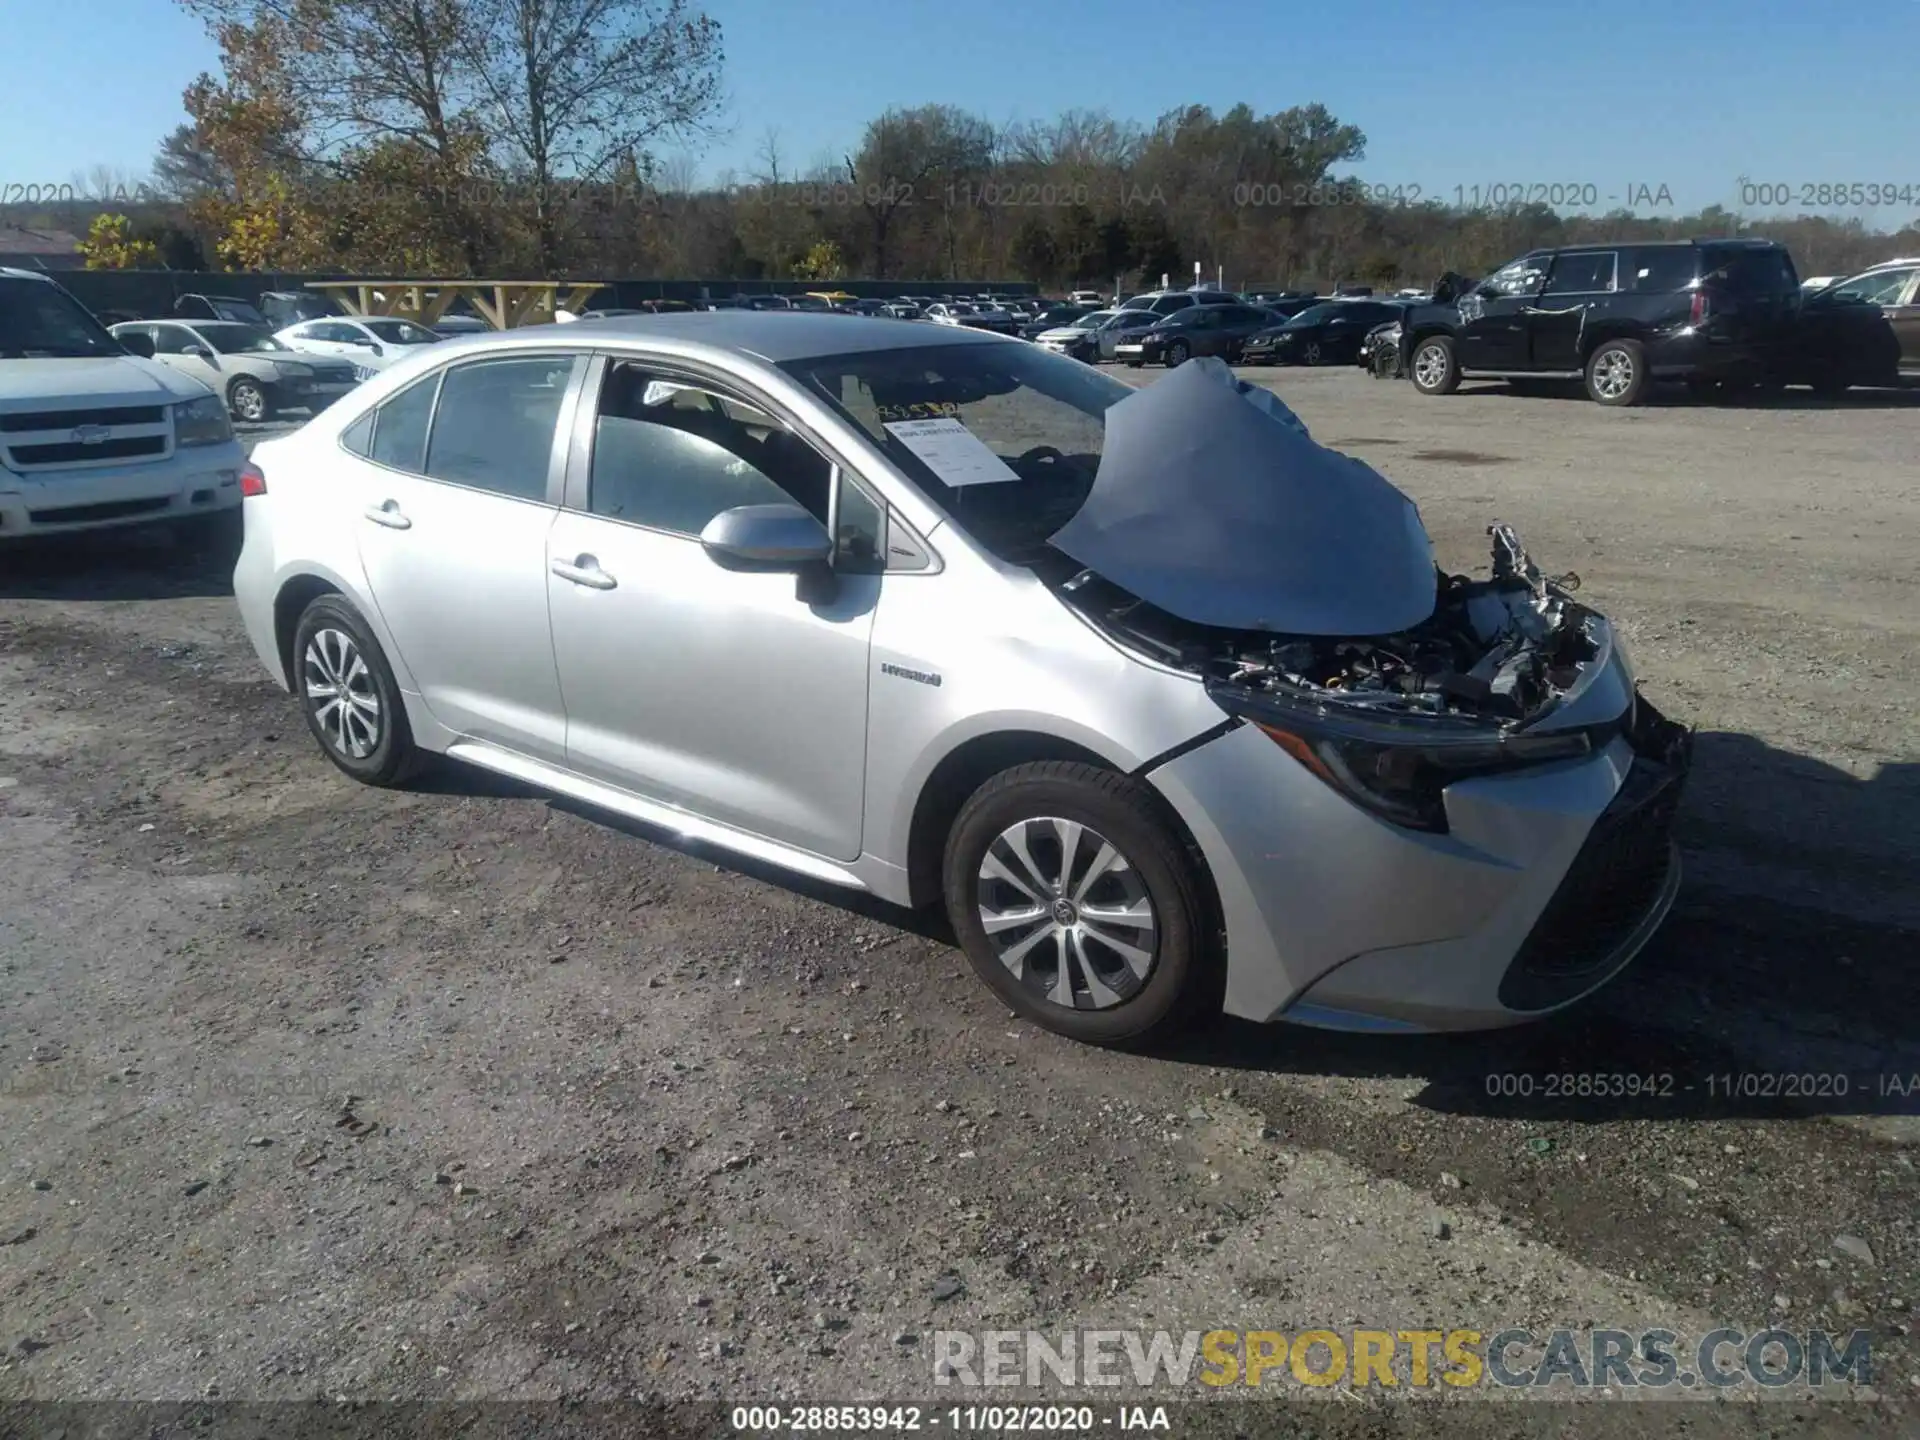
1400;239;1802;406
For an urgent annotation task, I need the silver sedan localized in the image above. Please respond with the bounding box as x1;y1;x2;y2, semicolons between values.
231;313;1690;1046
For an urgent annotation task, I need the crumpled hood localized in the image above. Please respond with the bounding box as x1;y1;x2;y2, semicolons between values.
1046;357;1439;636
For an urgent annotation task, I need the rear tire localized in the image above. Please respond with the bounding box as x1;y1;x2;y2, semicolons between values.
291;595;423;788
1409;336;1460;395
1584;339;1647;405
942;762;1217;1048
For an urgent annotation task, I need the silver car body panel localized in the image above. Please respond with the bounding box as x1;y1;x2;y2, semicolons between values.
233;312;1657;1032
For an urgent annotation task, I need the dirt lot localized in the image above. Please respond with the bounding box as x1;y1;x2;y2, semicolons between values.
1;369;1916;1436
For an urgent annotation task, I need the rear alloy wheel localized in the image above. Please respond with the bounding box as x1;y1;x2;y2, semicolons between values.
1584;339;1647;405
943;761;1216;1047
1164;339;1190;367
227;377;270;423
1409;336;1460;394
292;594;423;787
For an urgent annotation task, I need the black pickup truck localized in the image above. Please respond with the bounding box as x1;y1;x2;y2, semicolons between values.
1398;239;1803;406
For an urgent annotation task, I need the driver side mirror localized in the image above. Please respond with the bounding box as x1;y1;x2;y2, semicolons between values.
185;344;215;361
119;331;155;358
369;343;384;356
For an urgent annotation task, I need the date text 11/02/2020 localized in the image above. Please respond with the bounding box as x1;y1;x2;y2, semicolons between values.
1231;182;1675;209
1482;1072;1920;1101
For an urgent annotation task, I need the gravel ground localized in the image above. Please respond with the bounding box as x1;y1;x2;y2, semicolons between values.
1;369;1916;1436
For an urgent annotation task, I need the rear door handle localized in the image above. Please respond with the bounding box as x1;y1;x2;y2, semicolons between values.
363;501;411;529
551;555;617;590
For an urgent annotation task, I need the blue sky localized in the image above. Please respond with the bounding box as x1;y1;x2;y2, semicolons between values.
4;0;1917;227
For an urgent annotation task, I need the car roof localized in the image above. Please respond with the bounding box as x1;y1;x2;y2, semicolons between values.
478;310;1010;363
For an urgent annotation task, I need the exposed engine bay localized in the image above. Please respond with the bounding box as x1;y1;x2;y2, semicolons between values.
1054;523;1600;726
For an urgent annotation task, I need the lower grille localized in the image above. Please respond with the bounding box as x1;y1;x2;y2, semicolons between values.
1497;698;1691;1012
27;497;172;526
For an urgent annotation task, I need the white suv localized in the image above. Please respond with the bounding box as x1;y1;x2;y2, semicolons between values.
0;268;248;539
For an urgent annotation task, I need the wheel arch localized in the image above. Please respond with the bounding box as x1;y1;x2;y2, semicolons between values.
269;564;418;698
902;728;1227;955
1577;324;1649;363
273;573;345;689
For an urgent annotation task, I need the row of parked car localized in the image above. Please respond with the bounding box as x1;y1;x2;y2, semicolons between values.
1022;243;1919;408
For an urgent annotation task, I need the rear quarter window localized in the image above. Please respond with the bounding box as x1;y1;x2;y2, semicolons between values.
1701;247;1800;295
1628;249;1700;293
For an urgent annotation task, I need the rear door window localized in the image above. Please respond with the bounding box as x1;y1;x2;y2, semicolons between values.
424;356;575;502
1544;251;1619;295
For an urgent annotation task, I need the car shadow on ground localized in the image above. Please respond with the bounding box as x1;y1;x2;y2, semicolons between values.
435;727;1920;1124
1447;379;1920;409
0;519;242;602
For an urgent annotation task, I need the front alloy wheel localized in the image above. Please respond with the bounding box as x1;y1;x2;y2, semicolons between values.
977;816;1159;1010
1302;340;1323;366
228;377;269;422
943;761;1217;1047
1410;337;1460;394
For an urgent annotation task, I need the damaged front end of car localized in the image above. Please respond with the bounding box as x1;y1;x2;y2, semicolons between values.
1055;522;1688;834
1041;361;1690;838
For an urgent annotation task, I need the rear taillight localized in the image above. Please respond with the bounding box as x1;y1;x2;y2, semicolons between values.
1688;290;1711;326
239;461;267;497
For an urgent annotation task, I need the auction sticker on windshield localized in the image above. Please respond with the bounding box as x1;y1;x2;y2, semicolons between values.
883;417;1020;486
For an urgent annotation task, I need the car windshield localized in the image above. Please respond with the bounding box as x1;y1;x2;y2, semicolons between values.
0;277;120;358
780;341;1132;562
1070;311;1117;328
1285;304;1340;327
201;324;289;353
363;318;438;344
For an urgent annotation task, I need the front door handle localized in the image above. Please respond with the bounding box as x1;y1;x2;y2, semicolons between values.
363;500;411;529
551;555;617;590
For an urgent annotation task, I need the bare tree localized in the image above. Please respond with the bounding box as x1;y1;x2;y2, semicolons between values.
845;105;994;278
464;0;724;271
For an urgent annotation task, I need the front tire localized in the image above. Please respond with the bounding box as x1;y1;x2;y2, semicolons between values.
942;762;1216;1047
1409;336;1460;394
292;595;422;788
227;377;270;423
1302;340;1323;366
1164;340;1190;367
1584;339;1647;405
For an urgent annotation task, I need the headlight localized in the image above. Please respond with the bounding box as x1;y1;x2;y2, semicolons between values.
276;361;314;378
1211;683;1592;832
172;394;234;447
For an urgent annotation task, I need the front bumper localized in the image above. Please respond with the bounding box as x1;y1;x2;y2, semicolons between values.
1147;667;1691;1032
0;440;246;537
